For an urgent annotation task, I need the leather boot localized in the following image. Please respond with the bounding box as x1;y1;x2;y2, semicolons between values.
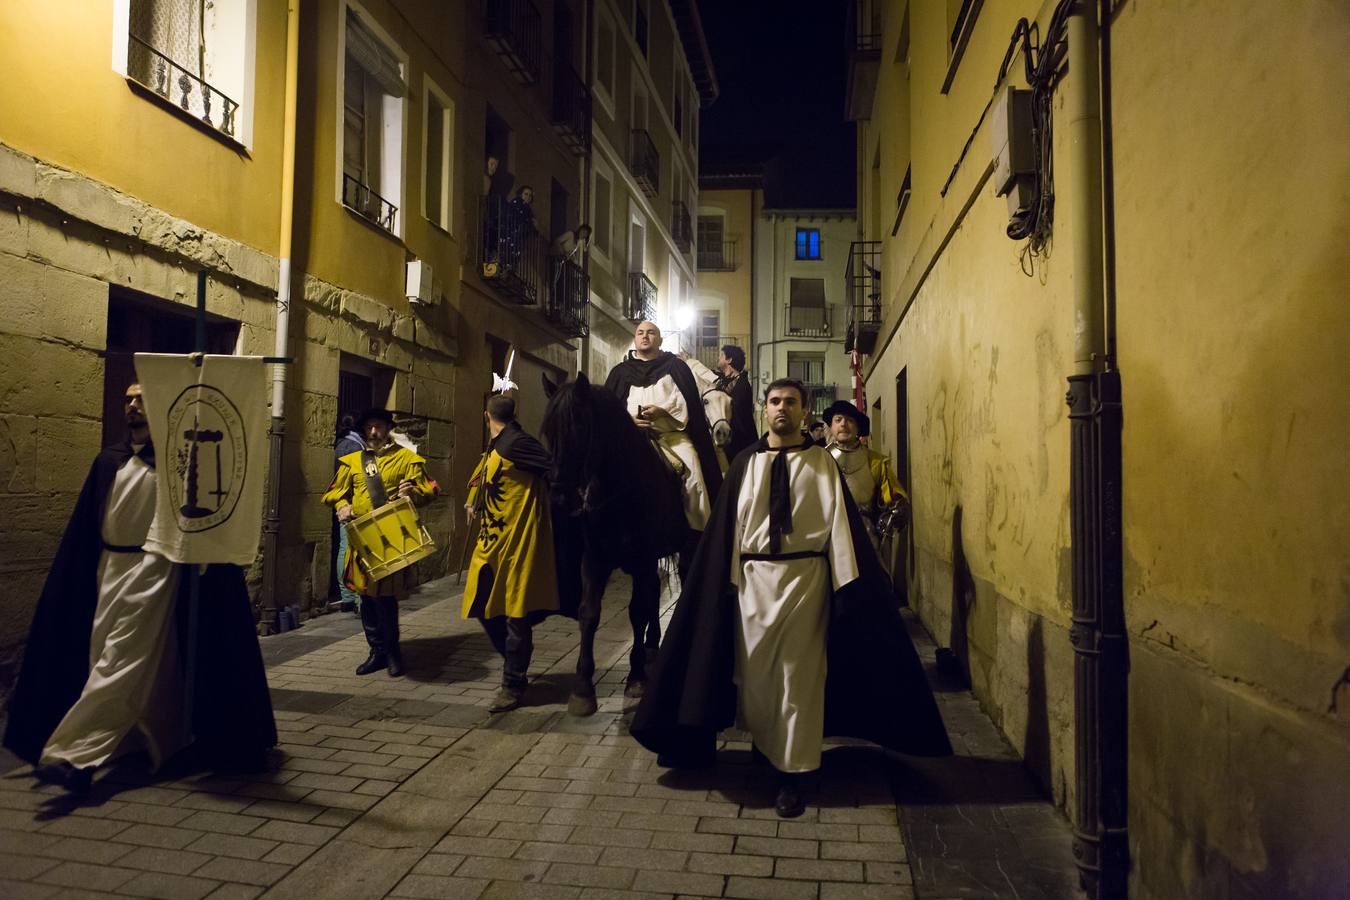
379;596;405;678
355;599;387;675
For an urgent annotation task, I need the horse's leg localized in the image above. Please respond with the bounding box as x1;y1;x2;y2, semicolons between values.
625;564;660;698
568;562;602;717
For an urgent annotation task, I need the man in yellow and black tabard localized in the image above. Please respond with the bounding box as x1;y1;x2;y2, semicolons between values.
325;408;439;677
823;401;908;555
463;395;558;712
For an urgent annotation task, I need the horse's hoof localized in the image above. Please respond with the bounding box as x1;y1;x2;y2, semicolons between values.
568;693;598;717
624;680;646;700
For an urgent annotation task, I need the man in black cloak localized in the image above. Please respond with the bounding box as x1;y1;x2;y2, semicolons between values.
3;383;276;793
604;320;723;547
630;379;951;818
714;343;758;463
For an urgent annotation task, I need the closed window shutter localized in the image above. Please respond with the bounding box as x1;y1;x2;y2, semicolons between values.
346;10;404;97
789;278;827;331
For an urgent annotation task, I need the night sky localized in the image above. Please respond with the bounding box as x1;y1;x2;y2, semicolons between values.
698;0;856;209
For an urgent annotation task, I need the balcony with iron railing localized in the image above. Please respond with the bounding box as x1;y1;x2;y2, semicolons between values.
697;238;737;272
784;303;838;339
551;62;590;155
845;0;882;121
479;196;546;305
845;240;883;355
626;272;658;323
630;130;660;198
802;382;839;416
672;201;693;254
343;173;399;234
547;255;589;337
127;33;240;140
484;0;543;84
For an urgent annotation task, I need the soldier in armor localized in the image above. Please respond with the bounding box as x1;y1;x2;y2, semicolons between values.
822;401;907;553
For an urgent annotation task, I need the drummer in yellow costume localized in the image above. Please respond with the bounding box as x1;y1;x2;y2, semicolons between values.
324;408;439;678
463;395;558;712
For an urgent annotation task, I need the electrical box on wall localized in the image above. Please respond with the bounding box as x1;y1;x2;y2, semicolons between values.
406;260;438;305
990;87;1035;220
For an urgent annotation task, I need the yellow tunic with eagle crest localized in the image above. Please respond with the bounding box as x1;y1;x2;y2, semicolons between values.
463;422;558;620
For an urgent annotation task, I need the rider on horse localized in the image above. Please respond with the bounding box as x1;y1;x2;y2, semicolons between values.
605;321;723;545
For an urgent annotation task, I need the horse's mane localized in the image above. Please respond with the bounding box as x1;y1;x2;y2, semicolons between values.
541;377;685;561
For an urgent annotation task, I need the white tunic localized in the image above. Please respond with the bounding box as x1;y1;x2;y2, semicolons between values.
731;445;859;772
42;451;187;770
625;374;712;530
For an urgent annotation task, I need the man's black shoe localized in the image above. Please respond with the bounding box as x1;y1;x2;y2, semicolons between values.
355;652;388;676
775;780;805;819
385;650;405;678
34;762;93;796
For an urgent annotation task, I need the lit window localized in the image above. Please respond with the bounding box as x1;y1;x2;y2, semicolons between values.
795;228;822;260
120;0;255;144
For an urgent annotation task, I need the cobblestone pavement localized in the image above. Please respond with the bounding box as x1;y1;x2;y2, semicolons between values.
0;575;1082;900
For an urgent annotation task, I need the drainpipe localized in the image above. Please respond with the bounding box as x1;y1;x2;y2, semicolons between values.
260;0;301;634
580;0;594;379
1064;1;1127;897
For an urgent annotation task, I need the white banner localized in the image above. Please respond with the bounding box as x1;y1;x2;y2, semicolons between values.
135;354;268;565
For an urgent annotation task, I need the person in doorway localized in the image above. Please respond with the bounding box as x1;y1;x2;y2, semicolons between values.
333;415;364;612
604;320;723;544
823;401;907;552
3;383;276;794
326;408;439;678
462;395;559;712
630;379;950;818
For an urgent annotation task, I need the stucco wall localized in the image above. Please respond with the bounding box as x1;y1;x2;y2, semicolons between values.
859;0;1350;896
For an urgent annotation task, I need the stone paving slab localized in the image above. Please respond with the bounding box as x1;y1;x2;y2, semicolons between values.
0;573;1082;899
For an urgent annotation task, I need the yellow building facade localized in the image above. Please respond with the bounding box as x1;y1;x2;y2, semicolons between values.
691;169;757;375
849;0;1350;896
0;0;596;685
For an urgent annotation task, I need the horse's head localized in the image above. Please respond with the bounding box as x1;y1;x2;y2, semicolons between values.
702;388;734;447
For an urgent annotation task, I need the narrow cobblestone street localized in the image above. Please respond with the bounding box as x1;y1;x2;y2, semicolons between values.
1;576;1081;900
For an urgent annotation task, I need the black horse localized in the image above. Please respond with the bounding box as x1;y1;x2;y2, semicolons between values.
541;373;688;716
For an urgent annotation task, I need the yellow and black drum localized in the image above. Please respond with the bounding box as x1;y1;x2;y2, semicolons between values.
345;498;436;582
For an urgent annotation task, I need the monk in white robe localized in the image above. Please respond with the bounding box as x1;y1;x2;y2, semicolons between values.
732;439;859;776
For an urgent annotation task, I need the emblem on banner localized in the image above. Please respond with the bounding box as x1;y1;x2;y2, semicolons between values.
166;384;248;532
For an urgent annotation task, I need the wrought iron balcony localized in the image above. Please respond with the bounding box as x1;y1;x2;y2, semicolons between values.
630;130;660;198
626;272;657;323
698;238;737;272
784;303;837;338
689;334;747;372
845;0;882;121
551;63;590;156
484;0;542;84
127;33;239;139
672;201;693;254
802;382;838;417
845;241;883;354
547;255;589;337
343;173;399;234
479;196;546;305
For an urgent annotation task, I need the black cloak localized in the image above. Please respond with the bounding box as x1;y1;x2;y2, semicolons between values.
3;442;277;768
483;421;580;620
716;371;758;462
604;351;724;504
629;438;952;764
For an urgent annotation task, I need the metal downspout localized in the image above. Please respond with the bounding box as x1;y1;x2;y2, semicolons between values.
1064;1;1127;897
260;1;301;633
